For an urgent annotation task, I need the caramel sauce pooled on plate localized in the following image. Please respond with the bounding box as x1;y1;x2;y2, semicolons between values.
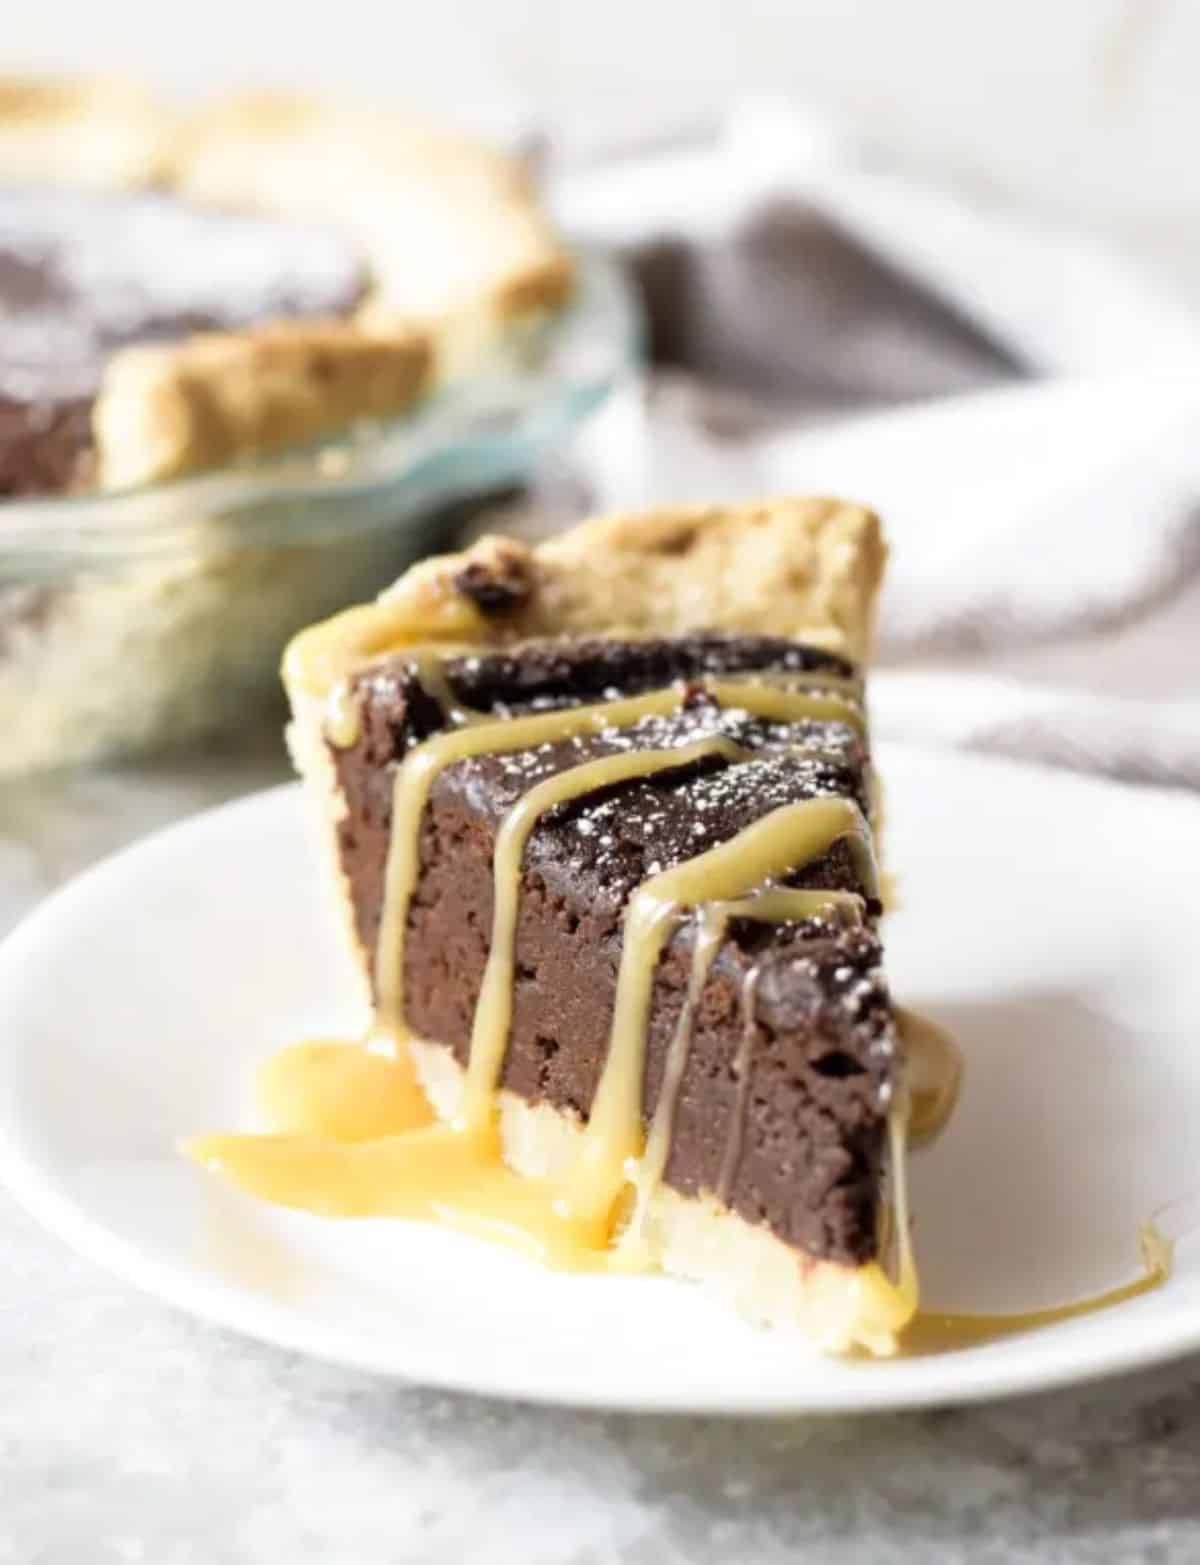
188;652;1172;1353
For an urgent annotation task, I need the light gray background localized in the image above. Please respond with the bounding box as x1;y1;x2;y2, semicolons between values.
5;0;1200;299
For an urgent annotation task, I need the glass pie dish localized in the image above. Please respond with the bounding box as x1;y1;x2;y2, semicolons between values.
0;252;639;775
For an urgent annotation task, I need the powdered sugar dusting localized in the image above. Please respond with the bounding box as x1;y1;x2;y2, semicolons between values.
434;698;866;912
0;186;364;400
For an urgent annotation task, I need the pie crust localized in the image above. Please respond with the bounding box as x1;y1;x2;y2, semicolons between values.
284;496;886;1007
0;76;166;186
0;79;573;490
285;496;886;702
271;497;908;1352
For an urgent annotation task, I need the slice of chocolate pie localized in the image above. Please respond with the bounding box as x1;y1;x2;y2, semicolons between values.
195;499;920;1355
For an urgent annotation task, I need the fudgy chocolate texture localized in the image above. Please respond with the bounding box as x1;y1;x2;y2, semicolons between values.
332;633;895;1266
0;186;366;495
0;393;93;495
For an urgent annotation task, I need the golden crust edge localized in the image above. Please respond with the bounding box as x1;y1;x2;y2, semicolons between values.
393;498;884;662
531;499;885;662
0;75;169;185
164;90;574;332
0;78;571;487
93;320;434;490
285;688;376;1022
283;498;887;704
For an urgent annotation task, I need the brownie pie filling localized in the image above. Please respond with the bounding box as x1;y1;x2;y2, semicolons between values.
191;630;942;1354
333;635;890;1266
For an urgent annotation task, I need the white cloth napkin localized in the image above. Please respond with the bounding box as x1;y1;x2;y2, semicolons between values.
538;103;1200;789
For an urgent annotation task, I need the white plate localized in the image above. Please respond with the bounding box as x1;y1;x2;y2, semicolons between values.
1;745;1198;1413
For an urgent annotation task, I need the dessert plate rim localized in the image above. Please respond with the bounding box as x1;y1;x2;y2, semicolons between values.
2;745;1199;1415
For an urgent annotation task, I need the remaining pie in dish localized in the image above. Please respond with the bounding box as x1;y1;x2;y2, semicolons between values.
0;78;572;495
193;498;937;1356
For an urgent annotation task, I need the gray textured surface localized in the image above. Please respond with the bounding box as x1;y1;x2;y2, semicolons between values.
2;745;1197;1565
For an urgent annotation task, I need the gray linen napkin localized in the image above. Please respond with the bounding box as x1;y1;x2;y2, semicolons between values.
491;103;1200;789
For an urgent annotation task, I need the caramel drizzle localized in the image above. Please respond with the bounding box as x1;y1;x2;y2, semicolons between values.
369;667;876;1249
192;651;933;1352
374;678;865;1037
370;663;1171;1349
887;1014;1172;1354
568;796;872;1231
717;964;761;1208
405;650;484;730
898;1008;964;1148
464;737;749;1134
704;887;869;1210
736;667;863;703
626;906;729;1251
629;888;867;1244
324;658;865;754
323;681;363;749
904;1224;1173;1355
192;637;1179;1353
322;646;483;751
191;670;886;1276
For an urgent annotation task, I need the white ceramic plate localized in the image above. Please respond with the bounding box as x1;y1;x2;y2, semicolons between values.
2;745;1198;1413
